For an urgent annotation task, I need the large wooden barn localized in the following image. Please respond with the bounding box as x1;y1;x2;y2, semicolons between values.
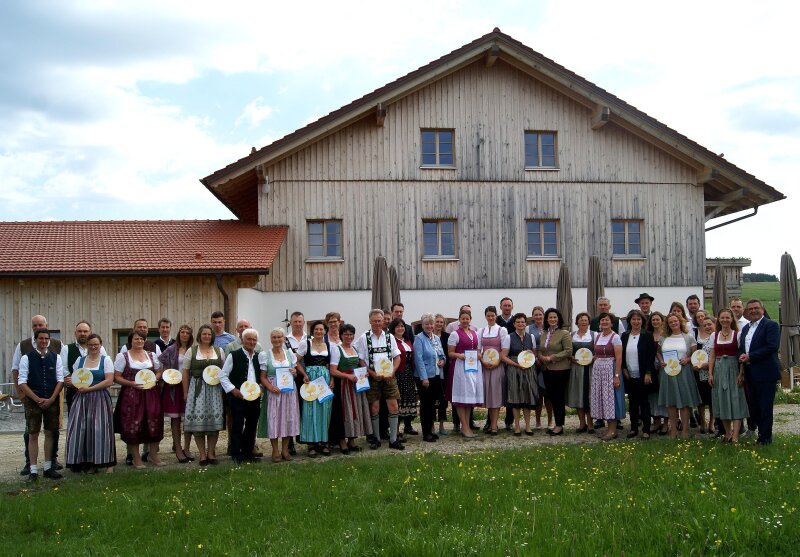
201;28;784;332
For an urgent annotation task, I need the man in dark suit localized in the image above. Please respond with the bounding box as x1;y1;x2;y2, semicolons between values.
738;298;780;445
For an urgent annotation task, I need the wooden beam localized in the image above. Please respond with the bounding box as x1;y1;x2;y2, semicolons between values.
591;105;610;130
704;189;746;221
485;45;500;67
375;102;386;127
697;167;720;184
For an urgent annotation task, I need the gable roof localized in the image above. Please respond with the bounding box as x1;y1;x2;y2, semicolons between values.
201;28;784;222
0;220;287;277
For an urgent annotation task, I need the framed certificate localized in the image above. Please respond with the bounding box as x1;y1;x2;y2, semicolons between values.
464;350;479;373
311;376;333;403
354;367;370;392
663;350;681;376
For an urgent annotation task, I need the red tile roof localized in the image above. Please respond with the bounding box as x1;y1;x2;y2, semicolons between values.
0;220;287;276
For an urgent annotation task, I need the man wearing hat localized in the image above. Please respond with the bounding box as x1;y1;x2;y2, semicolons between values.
634;293;655;327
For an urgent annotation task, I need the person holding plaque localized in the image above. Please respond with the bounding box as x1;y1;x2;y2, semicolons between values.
502;313;539;435
181;325;225;465
355;309;403;450
647;312;669;434
538;308;573;436
413;313;446;442
66;334;116;473
657;314;700;439
259;328;302;461
447;310;484;438
113;331;164;469
590;313;622;441
568;313;595;433
158;325;194;463
296;321;334;457
329;323;372;453
694;315;715;434
478;306;509;435
219;328;262;463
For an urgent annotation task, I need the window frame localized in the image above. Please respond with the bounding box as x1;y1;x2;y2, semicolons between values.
525;219;561;260
420;128;456;169
421;219;459;261
305;219;344;263
611;219;645;259
524;131;559;170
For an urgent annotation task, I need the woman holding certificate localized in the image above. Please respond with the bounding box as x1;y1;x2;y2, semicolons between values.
657;313;700;439
538;308;573;436
589;313;622;441
414;313;446;442
182;324;225;465
329;324;372;453
477;306;509;435
296;321;334;457
259;327;303;461
502;313;539;435
447;310;484;438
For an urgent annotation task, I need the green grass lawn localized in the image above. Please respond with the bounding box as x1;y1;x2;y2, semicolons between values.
3;438;799;556
705;282;790;319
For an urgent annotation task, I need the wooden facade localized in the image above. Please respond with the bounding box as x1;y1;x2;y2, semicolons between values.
257;59;704;293
0;275;250;382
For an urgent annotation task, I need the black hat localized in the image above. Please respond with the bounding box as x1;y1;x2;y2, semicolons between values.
635;292;655;304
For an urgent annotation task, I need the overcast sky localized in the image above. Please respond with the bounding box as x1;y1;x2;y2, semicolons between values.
0;0;796;274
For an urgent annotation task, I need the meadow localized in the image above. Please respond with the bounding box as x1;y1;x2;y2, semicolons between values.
3;437;799;556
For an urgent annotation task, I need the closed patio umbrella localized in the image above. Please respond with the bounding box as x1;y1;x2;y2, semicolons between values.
779;252;800;373
556;263;573;329
371;256;392;312
587;255;605;318
712;264;729;317
389;265;401;305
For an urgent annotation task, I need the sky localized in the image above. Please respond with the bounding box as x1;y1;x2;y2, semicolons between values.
0;0;797;274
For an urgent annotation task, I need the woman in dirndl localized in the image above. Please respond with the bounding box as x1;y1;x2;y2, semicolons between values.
567;312;595;433
182;324;225;465
447;310;484;438
259;327;302;461
590;313;623;441
709;309;748;443
113;331;164;469
478;305;509;435
296;321;333;457
329;323;372;453
158;324;194;463
391;318;418;440
66;334;116;473
502;312;540;435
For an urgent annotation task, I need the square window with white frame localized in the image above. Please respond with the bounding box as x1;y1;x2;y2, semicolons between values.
611;219;643;257
307;220;342;259
423;220;457;258
526;219;560;257
524;131;557;168
421;129;454;167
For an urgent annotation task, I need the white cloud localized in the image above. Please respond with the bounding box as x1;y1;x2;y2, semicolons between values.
235;97;273;128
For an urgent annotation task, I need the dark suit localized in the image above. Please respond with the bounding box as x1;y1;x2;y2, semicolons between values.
621;330;655;434
739;318;780;444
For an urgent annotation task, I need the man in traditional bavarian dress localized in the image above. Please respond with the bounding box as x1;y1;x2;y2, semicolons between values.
219;328;262;463
354;309;403;450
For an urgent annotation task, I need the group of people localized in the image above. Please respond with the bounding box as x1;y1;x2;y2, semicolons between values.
11;293;780;482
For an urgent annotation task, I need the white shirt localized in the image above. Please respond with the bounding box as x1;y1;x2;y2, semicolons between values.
18;350;65;385
354;330;401;362
477;325;510;350
119;344;162;357
114;352;162;372
296;341;329;358
737;316;748;331
258;349;296;372
219;349;257;394
71;355;115;376
446;321;477;334
744;317;764;354
330;345;360;367
625;334;641;376
286;333;307;352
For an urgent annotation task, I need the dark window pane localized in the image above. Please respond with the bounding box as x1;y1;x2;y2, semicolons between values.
439;131;452;143
525;133;538;145
628;232;640;245
541;133;555;145
440;221;454;234
541;144;555;156
439;141;452;156
541;156;555;167
326;243;341;257
441;237;454;256
525;153;537;167
611;221;624;234
308;222;323;235
421;131;435;143
308;235;323;247
628;242;640;255
422;153;436;165
424;239;438;256
628;221;640;234
543;221;556;233
326;221;340;235
612;243;625;255
423;222;437;234
543;242;558;256
439;153;453;165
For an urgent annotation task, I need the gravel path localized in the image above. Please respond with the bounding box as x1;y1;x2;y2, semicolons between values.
1;405;798;486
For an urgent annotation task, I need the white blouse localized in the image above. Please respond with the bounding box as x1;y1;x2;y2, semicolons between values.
478;325;510;349
296;341;329;358
114;352;161;372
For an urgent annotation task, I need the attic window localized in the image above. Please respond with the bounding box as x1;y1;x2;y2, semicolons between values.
524;131;558;169
421;129;455;167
